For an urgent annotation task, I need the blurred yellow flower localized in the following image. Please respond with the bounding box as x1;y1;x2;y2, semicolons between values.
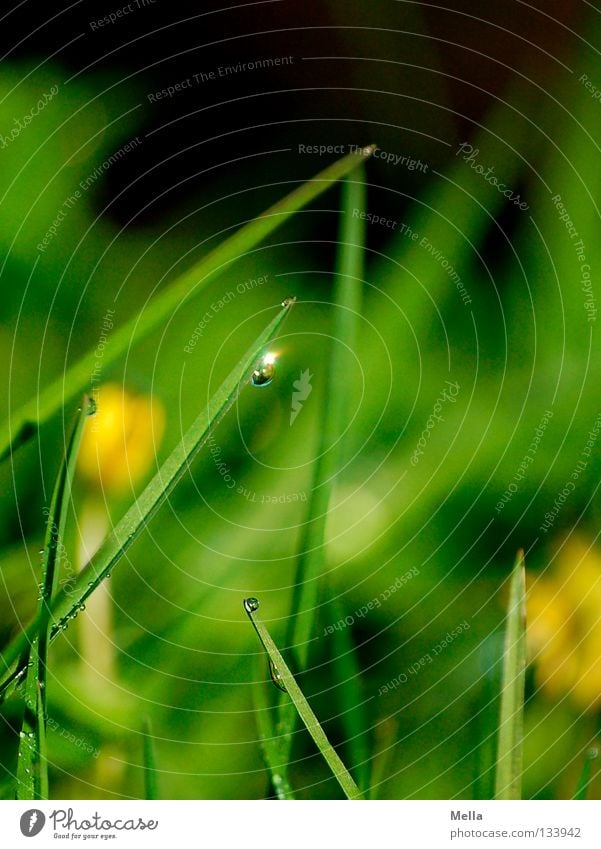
77;384;165;494
527;536;601;712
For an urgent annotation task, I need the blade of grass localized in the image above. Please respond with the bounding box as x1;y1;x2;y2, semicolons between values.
471;631;504;800
142;718;159;801
276;168;367;769
16;398;89;799
0;300;295;689
573;746;598;800
244;598;362;800
287;168;366;660
0;148;375;462
494;549;526;800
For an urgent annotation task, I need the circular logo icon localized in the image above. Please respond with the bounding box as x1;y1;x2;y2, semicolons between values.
20;810;45;837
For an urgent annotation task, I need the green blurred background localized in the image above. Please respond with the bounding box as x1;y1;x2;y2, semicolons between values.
1;0;600;799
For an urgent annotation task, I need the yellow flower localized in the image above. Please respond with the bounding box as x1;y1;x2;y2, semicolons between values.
527;535;601;711
77;384;165;494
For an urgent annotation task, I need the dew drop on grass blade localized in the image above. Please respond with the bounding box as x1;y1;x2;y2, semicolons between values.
244;597;362;800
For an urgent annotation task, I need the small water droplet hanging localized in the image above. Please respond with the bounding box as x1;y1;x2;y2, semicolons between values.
86;396;97;417
251;353;276;387
269;659;287;692
244;597;260;613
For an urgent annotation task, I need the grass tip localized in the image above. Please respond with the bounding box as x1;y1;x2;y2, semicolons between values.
244;597;260;614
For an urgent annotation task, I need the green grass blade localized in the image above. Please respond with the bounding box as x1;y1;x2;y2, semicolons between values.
288;168;366;660
277;168;367;766
142;718;159;800
573;746;598;800
16;681;45;801
244;598;362;800
0;148;375;462
494;549;526;800
16;399;89;799
250;653;295;800
0;300;294;686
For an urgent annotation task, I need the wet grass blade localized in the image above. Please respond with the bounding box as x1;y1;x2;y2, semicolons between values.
573;746;598;800
0;301;294;688
142;718;159;801
0;148;375;462
16;399;89;800
494;549;526;800
244;598;362;800
277;168;367;765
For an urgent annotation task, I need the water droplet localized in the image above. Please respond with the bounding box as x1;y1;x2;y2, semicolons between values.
244;597;260;614
251;355;275;387
269;659;287;692
79;604;86;612
86;396;97;416
38;549;44;556
281;296;296;308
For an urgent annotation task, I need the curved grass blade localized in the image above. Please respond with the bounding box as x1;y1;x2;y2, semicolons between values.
142;718;159;801
0;149;375;462
244;598;362;800
573;746;598;800
494;549;526;800
16;398;89;799
275;168;367;773
0;300;294;688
